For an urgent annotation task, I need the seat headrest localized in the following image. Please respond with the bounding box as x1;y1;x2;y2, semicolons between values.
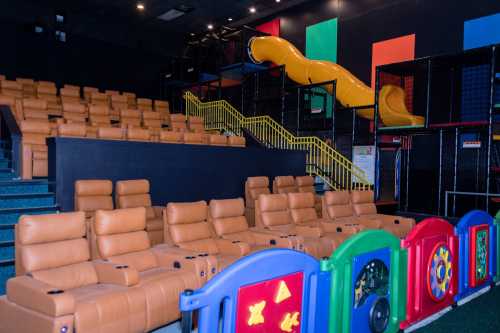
167;201;207;225
210;198;245;219
170;113;186;122
23;98;48;109
95;207;146;236
295;176;314;187
116;179;150;195
127;128;150;140
18;212;86;245
111;95;127;103
228;136;245;146
258;194;288;212
209;134;227;145
17;78;35;85
120;109;140;118
97;127;123;140
324;191;351;205
89;104;110;115
246;176;269;188
1;80;22;90
37;85;56;95
60;88;80;97
287;192;315;209
37;81;56;88
75;179;113;196
91;92;108;100
58;123;86;137
84;86;98;93
123;92;136;98
275;176;295;187
63;102;86;114
142;111;161;120
351;191;374;204
188;116;203;124
155;100;168;107
20;120;51;134
183;132;204;143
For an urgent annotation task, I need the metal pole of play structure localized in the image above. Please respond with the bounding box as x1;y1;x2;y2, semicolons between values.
331;80;337;146
425;59;432;128
486;45;497;213
374;66;381;200
444;191;500;217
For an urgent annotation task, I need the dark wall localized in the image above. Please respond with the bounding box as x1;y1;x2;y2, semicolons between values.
0;19;170;99
48;138;306;211
253;0;500;84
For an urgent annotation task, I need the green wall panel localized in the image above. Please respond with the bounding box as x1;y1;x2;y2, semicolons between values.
305;18;338;118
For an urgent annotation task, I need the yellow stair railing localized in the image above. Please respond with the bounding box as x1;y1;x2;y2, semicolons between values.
184;91;371;191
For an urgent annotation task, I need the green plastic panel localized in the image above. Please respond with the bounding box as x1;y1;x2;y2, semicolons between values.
320;230;407;333
306;18;338;118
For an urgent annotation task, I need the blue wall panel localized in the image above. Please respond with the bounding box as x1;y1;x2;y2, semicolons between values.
464;13;500;50
48;138;306;211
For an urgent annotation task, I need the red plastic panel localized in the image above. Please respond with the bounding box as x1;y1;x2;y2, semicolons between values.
256;19;281;37
401;218;458;329
236;272;303;333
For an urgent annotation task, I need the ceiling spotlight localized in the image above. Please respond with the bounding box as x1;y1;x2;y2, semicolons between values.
228;17;233;22
190;32;195;36
276;0;281;2
249;6;256;13
207;24;214;30
136;2;145;10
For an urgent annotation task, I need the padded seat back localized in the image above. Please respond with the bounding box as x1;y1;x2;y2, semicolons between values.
209;198;255;243
16;212;98;290
142;111;162;128
188;116;204;133
287;192;318;224
97;127;124;140
111;94;128;110
90;92;109;106
89;105;111;125
62;102;87;123
122;92;137;108
245;176;270;208
166;201;218;254
36;84;57;103
95;207;158;272
57;123;87;137
183;132;204;145
20;120;51;145
1;80;23;98
115;179;155;218
16;78;36;97
137;98;153;111
273;176;298;194
83;87;98;102
170;114;187;132
120;109;142;127
296;176;315;193
323;191;355;219
256;194;292;228
60;87;81;104
228;136;246;147
350;191;378;216
160;130;183;143
74;180;114;218
208;134;227;146
127;128;151;142
105;90;120;97
22;98;49;121
154;100;169;112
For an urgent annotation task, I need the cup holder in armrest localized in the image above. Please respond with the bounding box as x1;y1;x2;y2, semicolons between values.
185;256;196;260
270;239;277;245
232;240;241;244
174;261;181;269
115;265;129;269
279;235;287;239
198;253;209;257
47;289;64;295
395;219;400;224
336;227;343;233
289;234;297;237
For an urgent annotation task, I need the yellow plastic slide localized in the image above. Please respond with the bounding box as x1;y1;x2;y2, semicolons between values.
248;36;424;127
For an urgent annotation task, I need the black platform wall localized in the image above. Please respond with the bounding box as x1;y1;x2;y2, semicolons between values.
48;138;306;211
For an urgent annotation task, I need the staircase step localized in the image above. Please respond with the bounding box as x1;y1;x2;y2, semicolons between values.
0;179;52;194
0;206;59;225
0;193;56;209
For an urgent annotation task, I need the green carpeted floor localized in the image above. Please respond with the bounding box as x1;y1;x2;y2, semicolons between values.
414;285;500;333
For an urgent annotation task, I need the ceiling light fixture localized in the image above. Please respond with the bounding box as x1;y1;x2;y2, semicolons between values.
249;6;256;14
207;24;214;30
276;0;281;2
228;17;233;22
136;2;145;11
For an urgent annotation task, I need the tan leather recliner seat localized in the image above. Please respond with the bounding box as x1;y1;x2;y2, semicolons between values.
89;104;111;127
187;116;205;133
36;83;60;116
244;176;270;227
110;95;128;121
2;211;149;333
1;80;23;98
350;191;415;238
115;179;163;245
228;136;246;147
208;134;227;146
60;87;81;104
287;192;357;252
165;201;250;271
20;120;50;179
94;207;201;331
123;92;137;109
322;191;381;230
183;132;205;145
83;86;98;103
295;176;322;215
62;102;87;124
255;193;333;259
16;78;36;98
142;111;162;141
208;198;296;253
90;92;109;107
74;179;114;259
154;100;170;126
160;130;183;144
97;127;124;140
170;114;187;132
137;98;153;111
57;123;87;138
19;98;49;121
127;128;151;142
120;109;142;127
273;175;298;194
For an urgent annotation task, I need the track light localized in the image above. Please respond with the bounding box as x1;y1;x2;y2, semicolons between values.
249;7;256;14
136;2;145;11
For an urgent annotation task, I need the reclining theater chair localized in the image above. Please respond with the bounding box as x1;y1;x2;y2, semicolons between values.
20;120;50;179
295;176;322;215
115;179;163;245
244;176;270;227
350;190;415;238
165;201;250;271
273;175;298;194
94;207;201;331
322;191;382;231
137;98;153;111
74;179;114;259
255;193;334;259
2;211;152;333
208;198;297;252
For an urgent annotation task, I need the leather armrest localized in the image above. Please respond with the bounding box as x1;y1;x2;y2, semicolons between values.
93;260;139;287
152;206;163;219
294;225;323;238
153;245;209;277
6;276;75;317
320;220;358;234
250;231;294;248
215;239;251;256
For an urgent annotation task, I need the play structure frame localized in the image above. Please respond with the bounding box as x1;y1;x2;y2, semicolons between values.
373;44;500;216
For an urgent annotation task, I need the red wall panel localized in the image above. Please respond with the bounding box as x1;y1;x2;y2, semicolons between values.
256;19;281;37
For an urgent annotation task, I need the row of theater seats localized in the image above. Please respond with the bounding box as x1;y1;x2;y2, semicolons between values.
19;118;245;179
245;175;415;238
